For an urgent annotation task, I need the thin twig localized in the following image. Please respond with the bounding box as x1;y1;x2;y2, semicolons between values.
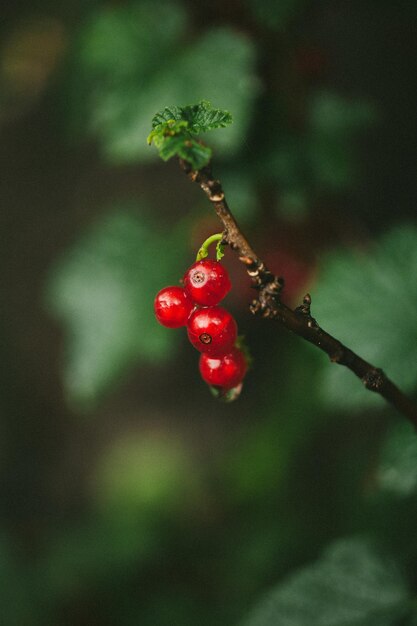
179;158;417;428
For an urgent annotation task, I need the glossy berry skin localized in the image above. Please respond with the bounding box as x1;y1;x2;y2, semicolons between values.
187;306;237;355
183;260;231;306
199;347;247;389
154;286;194;328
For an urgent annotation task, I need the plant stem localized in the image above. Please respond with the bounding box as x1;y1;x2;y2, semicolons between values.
179;158;417;428
196;233;224;261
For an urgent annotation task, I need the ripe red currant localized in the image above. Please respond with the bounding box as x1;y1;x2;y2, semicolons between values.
154;286;194;328
199;347;247;389
183;260;231;306
187;306;237;355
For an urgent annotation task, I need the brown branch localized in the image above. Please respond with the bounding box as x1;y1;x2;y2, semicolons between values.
179;158;417;428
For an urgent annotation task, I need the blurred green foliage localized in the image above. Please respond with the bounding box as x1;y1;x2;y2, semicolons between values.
245;0;306;31
377;422;417;497
313;227;417;410
307;91;378;190
94;431;203;517
243;538;410;626
46;208;189;408
1;0;417;624
257;90;377;204
70;0;258;161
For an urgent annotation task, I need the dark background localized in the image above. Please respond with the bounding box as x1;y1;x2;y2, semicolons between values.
1;1;416;624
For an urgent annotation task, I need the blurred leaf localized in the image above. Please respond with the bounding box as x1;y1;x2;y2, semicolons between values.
70;2;257;162
312;226;417;410
307;91;378;190
94;432;202;517
309;92;377;135
45;208;189;408
406;609;417;626
222;340;325;504
137;594;208;626
245;0;305;31
221;168;259;221
264;136;306;192
279;190;309;220
0;533;43;625
41;516;157;602
243;538;409;626
376;422;417;496
257;91;377;201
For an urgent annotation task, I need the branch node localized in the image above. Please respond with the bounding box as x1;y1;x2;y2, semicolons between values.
264;277;284;296
250;299;262;315
247;267;260;278
210;192;225;202
362;368;385;392
307;318;319;329
295;292;312;317
330;348;345;363
239;255;255;266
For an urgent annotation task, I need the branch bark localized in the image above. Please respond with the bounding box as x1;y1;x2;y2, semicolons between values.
179;158;417;428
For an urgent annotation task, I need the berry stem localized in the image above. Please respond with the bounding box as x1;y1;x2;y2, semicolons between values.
196;233;225;262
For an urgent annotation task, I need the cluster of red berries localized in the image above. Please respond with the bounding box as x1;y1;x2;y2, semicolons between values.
154;259;248;393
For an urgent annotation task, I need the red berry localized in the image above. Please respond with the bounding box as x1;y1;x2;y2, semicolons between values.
183;260;231;306
187;306;237;355
199;347;247;389
154;286;194;328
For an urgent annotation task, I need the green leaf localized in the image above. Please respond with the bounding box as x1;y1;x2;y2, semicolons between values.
147;119;189;146
312;226;417;411
151;100;233;134
157;133;189;161
377;422;417;496
147;107;215;169
243;538;409;626
186;101;233;133
151;105;185;130
45;207;189;409
70;2;257;162
155;133;211;169
147;101;231;168
177;137;212;170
